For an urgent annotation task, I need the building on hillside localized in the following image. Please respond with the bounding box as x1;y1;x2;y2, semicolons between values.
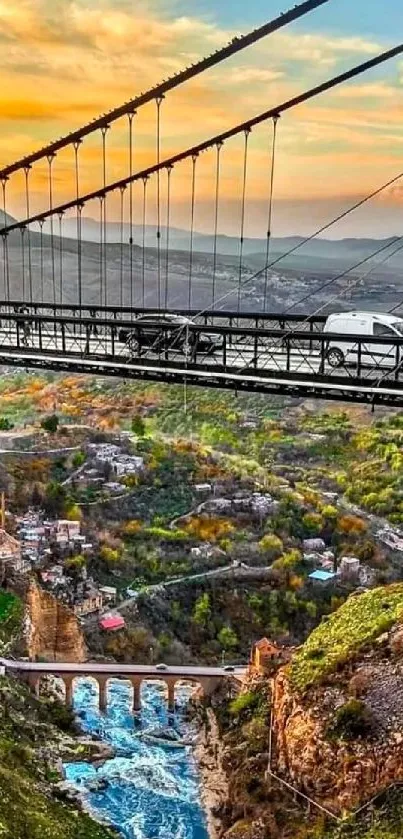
99;613;125;632
74;586;103;616
250;637;285;674
338;556;360;582
55;520;81;540
88;443;121;463
303;538;326;552
0;529;27;579
194;483;212;495
309;569;337;587
99;585;117;604
112;455;144;477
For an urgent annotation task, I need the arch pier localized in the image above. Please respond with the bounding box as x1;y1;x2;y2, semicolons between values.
24;669;224;714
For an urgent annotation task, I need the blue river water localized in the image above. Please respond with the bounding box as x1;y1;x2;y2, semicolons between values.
64;679;209;839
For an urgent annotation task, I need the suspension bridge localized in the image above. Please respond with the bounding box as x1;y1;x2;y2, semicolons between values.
1;0;403;407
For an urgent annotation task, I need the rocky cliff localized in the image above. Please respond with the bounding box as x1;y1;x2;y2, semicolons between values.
24;581;86;662
213;586;403;838
273;661;403;813
272;586;403;813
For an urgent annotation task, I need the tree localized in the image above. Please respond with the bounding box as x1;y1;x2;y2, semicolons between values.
65;503;82;521
131;415;146;437
99;545;121;565
192;593;211;627
72;451;86;468
258;533;283;560
41;414;59;434
218;626;238;651
0;417;13;431
302;512;324;537
43;481;67;517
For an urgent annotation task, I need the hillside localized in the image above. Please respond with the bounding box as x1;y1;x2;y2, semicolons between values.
213;585;403;839
0;587;116;839
0;675;117;839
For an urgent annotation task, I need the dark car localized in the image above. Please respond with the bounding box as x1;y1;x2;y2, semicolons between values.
118;313;223;357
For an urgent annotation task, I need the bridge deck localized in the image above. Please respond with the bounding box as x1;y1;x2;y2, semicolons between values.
0;307;402;406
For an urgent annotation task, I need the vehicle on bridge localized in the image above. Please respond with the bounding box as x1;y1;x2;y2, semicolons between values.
324;311;403;368
118;313;223;358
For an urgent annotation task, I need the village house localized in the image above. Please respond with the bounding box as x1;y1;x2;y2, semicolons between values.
194;483;212;495
377;528;403;552
303;538;327;552
74;585;103;616
99;585;117;604
99;613;125;632
190;542;225;560
112;455;144;477
338;556;361;582
55;519;81;540
309;569;337;587
249;638;286;675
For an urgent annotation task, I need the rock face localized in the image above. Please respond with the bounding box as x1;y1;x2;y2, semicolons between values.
25;581;86;662
273;665;403;813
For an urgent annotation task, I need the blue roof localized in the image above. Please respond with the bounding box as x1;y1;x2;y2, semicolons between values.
309;570;336;582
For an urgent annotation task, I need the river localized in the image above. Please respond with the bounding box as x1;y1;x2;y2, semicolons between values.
64;678;209;839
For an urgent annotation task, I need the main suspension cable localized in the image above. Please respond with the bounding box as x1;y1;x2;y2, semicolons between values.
263;115;279;312
4;43;403;239
237;129;251;313
188;154;198;309
212;142;223;310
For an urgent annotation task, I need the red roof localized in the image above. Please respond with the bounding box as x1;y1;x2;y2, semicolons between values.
99;615;125;631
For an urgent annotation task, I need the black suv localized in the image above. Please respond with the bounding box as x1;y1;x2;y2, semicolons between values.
118;313;222;356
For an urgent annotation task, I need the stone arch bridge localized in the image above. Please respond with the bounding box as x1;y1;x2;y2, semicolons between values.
1;659;246;713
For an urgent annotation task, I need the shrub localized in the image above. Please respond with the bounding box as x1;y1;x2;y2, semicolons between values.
229;690;260;717
41;414;59;434
328;699;374;740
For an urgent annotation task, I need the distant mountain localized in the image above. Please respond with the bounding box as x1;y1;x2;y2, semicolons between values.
2;208;403;313
41;216;401;264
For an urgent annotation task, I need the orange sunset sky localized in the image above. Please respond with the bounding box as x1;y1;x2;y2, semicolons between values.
1;0;403;237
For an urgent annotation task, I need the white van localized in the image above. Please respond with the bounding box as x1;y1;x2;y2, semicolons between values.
323;311;403;368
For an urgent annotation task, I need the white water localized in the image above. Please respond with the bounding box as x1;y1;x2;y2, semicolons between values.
64;678;209;839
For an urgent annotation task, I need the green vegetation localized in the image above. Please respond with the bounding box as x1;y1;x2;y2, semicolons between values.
0;417;14;430
41;414;60;434
324;787;403;839
0;676;116;839
229;690;261;717
327;699;374;741
0;591;22;647
290;584;403;692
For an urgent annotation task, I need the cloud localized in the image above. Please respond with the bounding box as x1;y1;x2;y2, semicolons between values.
0;0;401;231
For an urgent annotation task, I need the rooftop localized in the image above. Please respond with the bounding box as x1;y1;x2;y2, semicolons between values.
99;614;125;631
309;570;337;582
